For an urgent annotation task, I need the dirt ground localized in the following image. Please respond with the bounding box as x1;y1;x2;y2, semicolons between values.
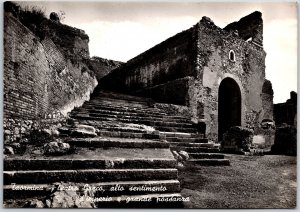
179;154;297;209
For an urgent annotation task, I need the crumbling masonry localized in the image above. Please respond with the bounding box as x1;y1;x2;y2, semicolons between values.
100;11;274;143
3;5;276;207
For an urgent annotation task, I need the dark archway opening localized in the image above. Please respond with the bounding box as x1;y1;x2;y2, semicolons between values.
218;77;242;141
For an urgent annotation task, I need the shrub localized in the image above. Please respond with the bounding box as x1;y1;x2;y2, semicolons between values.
5;2;47;39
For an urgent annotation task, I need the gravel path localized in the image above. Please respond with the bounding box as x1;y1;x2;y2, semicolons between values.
179;154;296;209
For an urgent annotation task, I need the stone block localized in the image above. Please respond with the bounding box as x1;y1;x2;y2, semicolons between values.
43;140;71;156
271;125;296;156
221;126;254;153
178;151;189;161
4;146;14;155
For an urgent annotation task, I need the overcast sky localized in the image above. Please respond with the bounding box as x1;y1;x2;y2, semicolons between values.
18;1;298;103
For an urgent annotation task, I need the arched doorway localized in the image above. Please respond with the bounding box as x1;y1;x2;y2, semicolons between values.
218;77;242;141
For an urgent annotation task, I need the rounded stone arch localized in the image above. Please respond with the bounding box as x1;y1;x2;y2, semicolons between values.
218;76;243;141
217;73;245;110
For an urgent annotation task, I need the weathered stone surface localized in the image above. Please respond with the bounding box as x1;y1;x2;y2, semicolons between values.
254;120;275;150
178;151;189;161
10;142;20;149
50;191;76;208
224;11;263;45
154;103;191;118
260;119;275;129
274;91;297;127
4;169;178;184
9;142;25;154
43;141;71;155
3;4;98;142
98;11;272;143
4;146;14;155
42;129;52;137
20;138;29;144
24;199;45;208
29;129;53;144
32;149;43;155
74;124;96;133
45;199;51;208
172;151;183;162
222;126;254;153
71;128;97;137
176;162;184;169
88;56;123;81
51;129;60;137
271;125;297;156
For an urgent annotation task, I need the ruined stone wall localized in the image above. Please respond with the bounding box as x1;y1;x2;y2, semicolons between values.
96;11;273;143
40;19;90;61
224;11;263;46
4;13;97;142
261;80;274;121
88;56;123;81
274;91;297;126
191;15;270;142
99;26;198;105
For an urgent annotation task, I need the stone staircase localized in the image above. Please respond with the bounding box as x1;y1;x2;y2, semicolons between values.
162;132;230;166
67;90;230;166
3;90;229;208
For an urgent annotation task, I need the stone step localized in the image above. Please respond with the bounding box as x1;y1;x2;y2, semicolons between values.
4;168;178;185
65;137;169;149
3;180;180;200
81;104;165;115
94;91;152;103
171;146;220;153
165;137;208;143
187;159;230;166
4;158;176;171
72;108;189;121
92;98;148;105
5;148;176;168
155;126;198;133
97;130;158;139
160;132;203;138
189;153;225;159
71;115;193;128
72;111;191;124
88;99;149;108
168;142;214;148
59;125;156;136
78;107;160;115
69;117;197;133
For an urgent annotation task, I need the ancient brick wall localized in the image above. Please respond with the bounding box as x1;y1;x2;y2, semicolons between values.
99;26;198;105
4;13;97;142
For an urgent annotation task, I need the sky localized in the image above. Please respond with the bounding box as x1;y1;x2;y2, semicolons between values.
18;1;298;103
